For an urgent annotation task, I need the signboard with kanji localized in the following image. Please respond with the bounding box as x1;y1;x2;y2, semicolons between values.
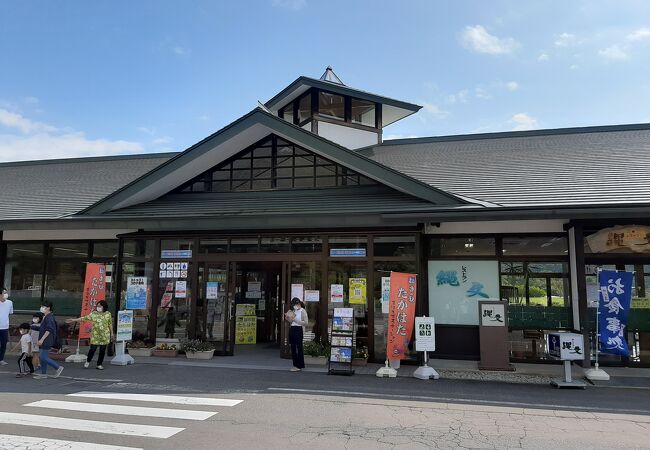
548;332;584;361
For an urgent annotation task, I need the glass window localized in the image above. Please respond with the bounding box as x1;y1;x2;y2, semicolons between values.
260;237;290;253
156;263;192;341
374;236;416;257
429;237;496;257
197;263;229;346
199;239;228;254
121;262;154;343
291;237;323;253
373;262;417;361
328;261;369;356
230;238;259;253
329;236;368;253
318;91;345;120
280;103;294;124
3;258;44;311
351;98;376;127
6;243;44;258
48;242;88;258
298;93;312;123
44;259;85;316
161;239;193;252
92;241;119;258
502;236;568;256
122;239;154;258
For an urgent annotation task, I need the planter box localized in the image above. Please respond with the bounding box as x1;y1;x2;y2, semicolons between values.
304;355;327;366
185;350;214;360
127;347;155;357
152;349;178;357
352;358;368;367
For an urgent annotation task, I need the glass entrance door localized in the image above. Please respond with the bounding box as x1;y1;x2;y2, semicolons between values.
197;263;233;355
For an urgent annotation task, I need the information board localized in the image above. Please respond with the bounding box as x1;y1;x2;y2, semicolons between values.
116;310;134;342
415;316;435;352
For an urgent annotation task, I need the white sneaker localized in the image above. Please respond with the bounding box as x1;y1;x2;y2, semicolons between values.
96;365;104;370
33;374;47;379
84;362;90;368
0;360;8;365
54;366;64;378
290;367;301;372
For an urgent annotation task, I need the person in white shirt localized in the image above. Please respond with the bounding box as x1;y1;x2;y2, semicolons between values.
285;297;308;372
11;323;34;377
0;287;14;365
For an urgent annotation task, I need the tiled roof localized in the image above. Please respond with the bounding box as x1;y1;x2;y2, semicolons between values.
361;124;650;207
0;154;175;221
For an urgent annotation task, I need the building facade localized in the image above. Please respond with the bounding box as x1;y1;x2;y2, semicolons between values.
1;68;649;367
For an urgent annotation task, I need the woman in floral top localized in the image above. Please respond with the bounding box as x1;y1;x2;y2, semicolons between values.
66;300;114;370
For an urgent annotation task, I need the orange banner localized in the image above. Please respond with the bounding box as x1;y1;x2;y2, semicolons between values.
79;263;106;339
386;272;417;359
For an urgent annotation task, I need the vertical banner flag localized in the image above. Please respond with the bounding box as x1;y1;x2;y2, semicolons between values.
80;263;106;339
598;270;633;357
386;272;417;359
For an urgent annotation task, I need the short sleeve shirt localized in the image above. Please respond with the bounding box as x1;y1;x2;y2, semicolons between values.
81;311;113;345
0;299;14;330
20;334;32;353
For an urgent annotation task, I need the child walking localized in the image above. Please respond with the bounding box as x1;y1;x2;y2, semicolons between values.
30;312;42;370
12;323;34;377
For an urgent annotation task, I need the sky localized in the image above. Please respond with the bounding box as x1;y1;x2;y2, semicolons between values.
1;0;650;162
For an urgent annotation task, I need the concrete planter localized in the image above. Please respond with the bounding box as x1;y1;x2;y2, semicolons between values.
152;349;178;357
185;350;214;360
352;358;368;366
304;355;328;366
127;347;155;357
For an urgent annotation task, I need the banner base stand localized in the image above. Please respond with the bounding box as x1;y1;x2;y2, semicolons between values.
65;350;87;363
551;360;586;389
376;360;397;378
413;365;439;380
585;364;610;381
110;341;134;366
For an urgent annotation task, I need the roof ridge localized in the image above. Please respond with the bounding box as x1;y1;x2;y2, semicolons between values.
0;151;179;168
377;122;650;147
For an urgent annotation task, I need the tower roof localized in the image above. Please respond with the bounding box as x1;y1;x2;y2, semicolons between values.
319;66;344;85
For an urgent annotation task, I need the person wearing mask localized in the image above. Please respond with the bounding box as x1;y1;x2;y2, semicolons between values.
285;297;308;372
66;300;114;370
30;312;43;370
34;301;64;379
0;287;13;366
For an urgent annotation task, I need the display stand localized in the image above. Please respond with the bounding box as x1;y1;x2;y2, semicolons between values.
110;341;134;366
111;310;135;366
328;307;355;376
548;332;586;389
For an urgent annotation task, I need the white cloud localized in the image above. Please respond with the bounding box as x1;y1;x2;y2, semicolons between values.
505;81;519;91
271;0;306;10
538;53;550;61
136;126;155;135
0;108;143;162
570;64;580;70
446;89;470;104
460;25;519;55
23;96;39;105
510;113;538;131
474;87;492;100
198;114;210;121
599;45;628;60
0;108;56;134
554;32;577;47
152;136;173;145
172;45;190;56
421;102;449;119
627;28;650;41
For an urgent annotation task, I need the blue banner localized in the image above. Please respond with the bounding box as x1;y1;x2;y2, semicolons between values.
598;270;633;357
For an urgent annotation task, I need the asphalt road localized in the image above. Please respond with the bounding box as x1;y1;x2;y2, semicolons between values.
0;363;649;449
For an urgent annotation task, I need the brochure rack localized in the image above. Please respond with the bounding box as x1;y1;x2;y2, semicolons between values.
328;307;355;375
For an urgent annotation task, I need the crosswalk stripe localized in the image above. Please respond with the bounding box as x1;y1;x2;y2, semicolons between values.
0;412;184;439
25;399;217;421
0;434;142;450
68;391;243;407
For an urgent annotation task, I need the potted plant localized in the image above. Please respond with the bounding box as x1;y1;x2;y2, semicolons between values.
152;342;178;357
182;339;215;360
352;347;369;366
304;341;329;366
127;340;155;357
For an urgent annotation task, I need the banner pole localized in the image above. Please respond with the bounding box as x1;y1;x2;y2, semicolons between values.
585;267;609;381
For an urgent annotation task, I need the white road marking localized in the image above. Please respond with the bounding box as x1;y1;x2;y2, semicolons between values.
0;434;142;450
68;391;243;407
0;412;184;439
25;399;217;421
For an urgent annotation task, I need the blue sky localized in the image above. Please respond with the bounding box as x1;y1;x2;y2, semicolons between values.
1;0;650;162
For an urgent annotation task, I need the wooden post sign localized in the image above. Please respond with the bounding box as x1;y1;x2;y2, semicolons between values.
478;300;513;371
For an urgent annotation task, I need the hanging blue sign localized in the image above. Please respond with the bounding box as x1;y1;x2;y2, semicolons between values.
598;270;633;357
